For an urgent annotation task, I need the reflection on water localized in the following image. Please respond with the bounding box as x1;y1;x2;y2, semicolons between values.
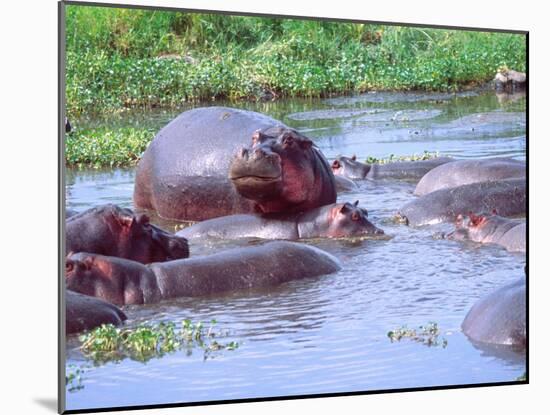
65;90;526;411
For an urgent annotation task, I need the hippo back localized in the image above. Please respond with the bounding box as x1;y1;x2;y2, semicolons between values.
461;278;526;348
148;107;284;178
414;158;526;196
65;290;127;334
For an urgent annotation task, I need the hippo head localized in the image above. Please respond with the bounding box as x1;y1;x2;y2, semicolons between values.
447;212;491;241
65;252;152;305
331;155;370;179
325;201;384;238
70;205;189;263
229;128;337;213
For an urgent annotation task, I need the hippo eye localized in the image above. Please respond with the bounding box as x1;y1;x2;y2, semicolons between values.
65;262;74;273
351;212;360;221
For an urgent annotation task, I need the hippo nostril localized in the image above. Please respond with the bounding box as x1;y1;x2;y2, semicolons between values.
239;147;249;160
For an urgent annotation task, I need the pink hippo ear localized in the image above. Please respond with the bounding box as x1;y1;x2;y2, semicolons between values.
351;154;357;161
455;214;464;228
332;160;341;169
491;209;498;216
136;214;150;225
468;212;486;227
115;213;135;229
83;256;94;270
351;211;360;221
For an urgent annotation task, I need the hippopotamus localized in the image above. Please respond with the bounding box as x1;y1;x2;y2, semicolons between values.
462;278;526;348
134;107;336;221
447;212;526;253
66;290;127;334
331;155;453;181
65;241;341;305
396;178;526;226
66;204;189;263
176;201;384;240
414;158;525;196
334;175;358;192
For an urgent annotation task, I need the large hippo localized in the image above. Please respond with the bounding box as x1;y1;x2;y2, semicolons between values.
65;241;341;305
331;155;453;181
134;107;336;221
396;178;526;226
66;204;189;263
462;278;526;348
66;290;127;334
494;69;527;92
176;201;384;240
414;158;525;196
447;212;526;253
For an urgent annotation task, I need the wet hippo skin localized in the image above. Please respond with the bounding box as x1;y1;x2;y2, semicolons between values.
134;107;336;221
66;241;342;305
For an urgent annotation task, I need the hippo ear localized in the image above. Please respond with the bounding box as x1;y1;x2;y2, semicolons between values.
339;203;352;214
65;259;74;273
351;154;357;161
252;130;269;144
116;214;134;229
455;214;464;228
353;200;359;207
83;256;94;270
468;213;485;227
136;214;150;225
332;160;341;168
491;209;498;216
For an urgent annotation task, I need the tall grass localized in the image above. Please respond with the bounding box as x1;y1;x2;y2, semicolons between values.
66;5;526;116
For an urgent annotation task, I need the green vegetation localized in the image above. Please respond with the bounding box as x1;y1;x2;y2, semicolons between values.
387;322;448;348
65;126;154;168
79;319;238;364
67;319;238;392
66;5;526;117
516;372;527;381
365;150;440;165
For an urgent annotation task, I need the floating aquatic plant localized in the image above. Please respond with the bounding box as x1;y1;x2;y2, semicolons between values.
387;322;448;348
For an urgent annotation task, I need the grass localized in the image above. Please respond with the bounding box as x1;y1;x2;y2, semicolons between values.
66;5;526;117
65;126;155;168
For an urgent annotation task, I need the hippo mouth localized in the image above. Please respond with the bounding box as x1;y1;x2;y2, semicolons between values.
229;174;283;201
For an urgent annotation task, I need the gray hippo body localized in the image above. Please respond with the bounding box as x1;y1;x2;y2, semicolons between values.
332;155;453;181
494;69;527;92
397;178;526;226
134;107;336;221
176;201;384;240
462;278;526;348
66;241;342;305
414;158;525;196
66;290;127;334
448;213;526;253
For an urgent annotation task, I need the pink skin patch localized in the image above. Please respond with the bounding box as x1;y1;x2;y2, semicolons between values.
280;158;316;205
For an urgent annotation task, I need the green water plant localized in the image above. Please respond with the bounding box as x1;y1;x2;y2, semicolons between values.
366;150;440;165
79;319;239;364
387;322;448;348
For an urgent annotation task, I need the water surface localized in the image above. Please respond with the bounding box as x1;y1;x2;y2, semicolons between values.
65;90;526;411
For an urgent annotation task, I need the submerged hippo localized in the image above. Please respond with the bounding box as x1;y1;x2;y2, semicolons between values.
66;290;127;334
462;278;526;348
414;158;525;196
397;178;526;226
176;201;384;240
447;212;526;253
66;204;189;263
65;241;342;305
331;155;453;181
134;107;336;221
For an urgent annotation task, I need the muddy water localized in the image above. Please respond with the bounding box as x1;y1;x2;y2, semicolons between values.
65;90;526;411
